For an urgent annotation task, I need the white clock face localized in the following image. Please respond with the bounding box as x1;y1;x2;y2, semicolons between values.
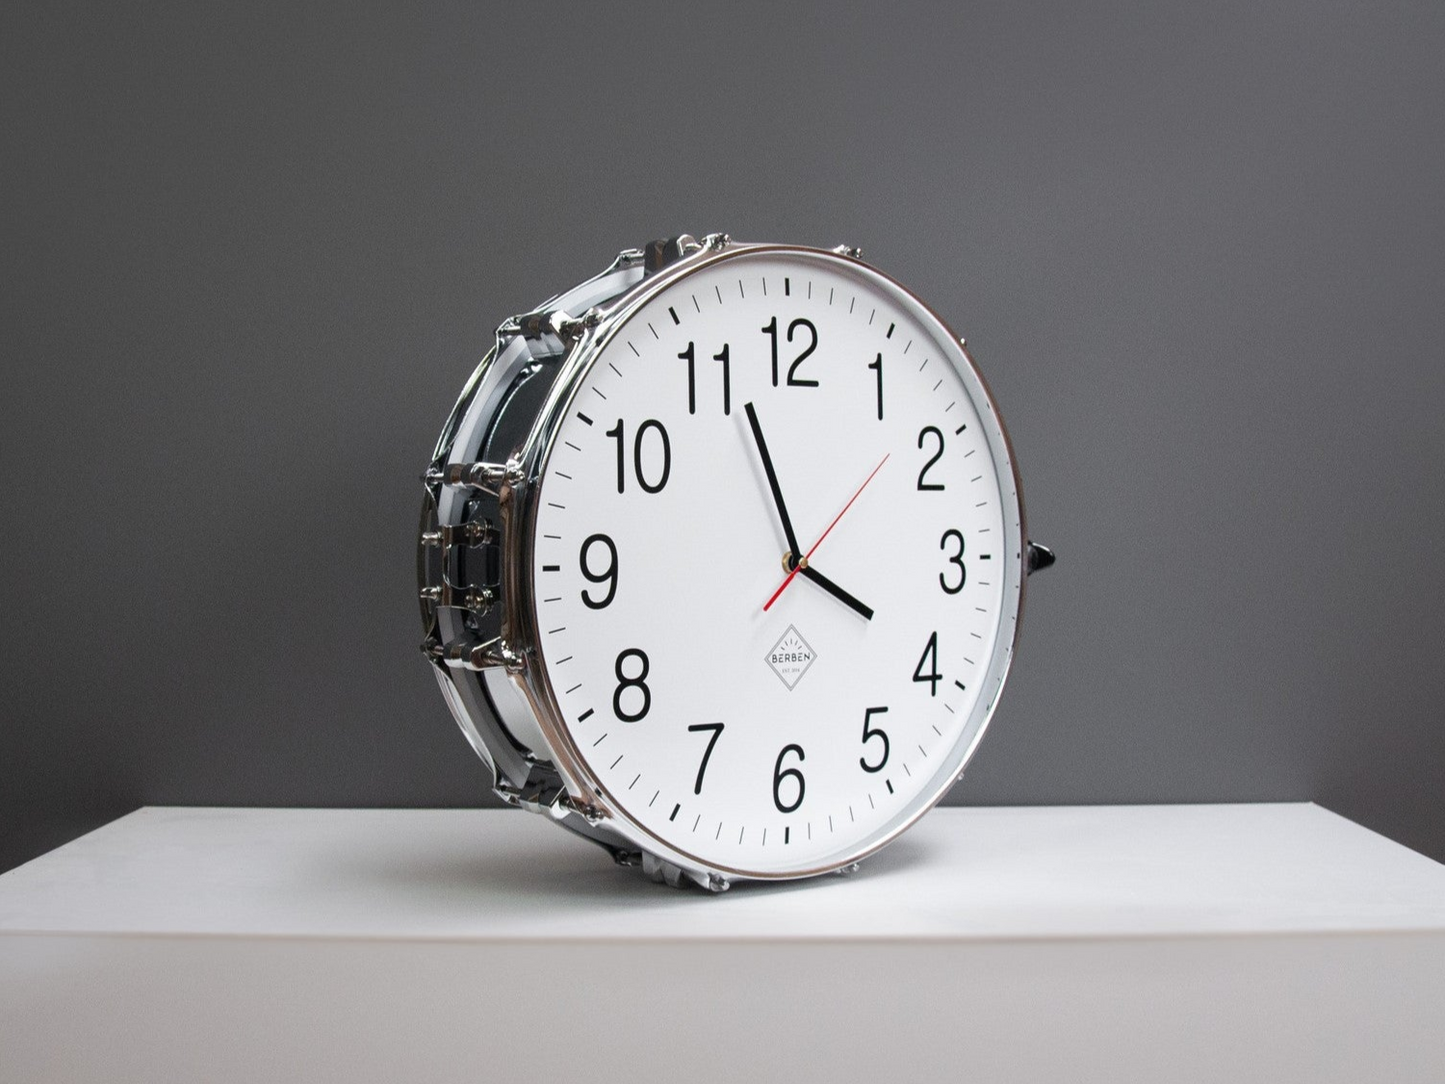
528;249;1021;877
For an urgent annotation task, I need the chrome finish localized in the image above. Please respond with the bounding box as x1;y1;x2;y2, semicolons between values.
419;583;496;613
419;233;1041;892
426;635;524;673
421;520;497;549
428;459;525;496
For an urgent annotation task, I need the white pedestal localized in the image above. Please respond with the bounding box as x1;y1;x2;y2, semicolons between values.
2;804;1442;1083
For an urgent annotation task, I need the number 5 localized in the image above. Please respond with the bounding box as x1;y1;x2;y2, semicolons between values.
860;707;890;773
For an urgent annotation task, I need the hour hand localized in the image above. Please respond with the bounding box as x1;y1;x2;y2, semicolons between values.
744;401;802;558
798;565;873;621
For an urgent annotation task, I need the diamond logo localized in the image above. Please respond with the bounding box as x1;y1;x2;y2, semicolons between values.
766;625;816;691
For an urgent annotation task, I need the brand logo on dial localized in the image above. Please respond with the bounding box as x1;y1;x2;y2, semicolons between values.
766;625;816;690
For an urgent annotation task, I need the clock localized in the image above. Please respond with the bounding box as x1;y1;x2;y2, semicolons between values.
418;234;1053;890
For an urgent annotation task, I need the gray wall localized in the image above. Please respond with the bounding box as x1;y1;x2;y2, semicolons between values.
4;2;1443;874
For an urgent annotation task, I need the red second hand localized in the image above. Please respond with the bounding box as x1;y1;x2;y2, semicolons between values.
763;453;890;612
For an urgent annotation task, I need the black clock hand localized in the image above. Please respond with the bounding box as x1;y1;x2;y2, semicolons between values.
744;401;803;564
798;565;874;621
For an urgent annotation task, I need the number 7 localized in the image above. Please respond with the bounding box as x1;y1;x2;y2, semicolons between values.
686;723;725;795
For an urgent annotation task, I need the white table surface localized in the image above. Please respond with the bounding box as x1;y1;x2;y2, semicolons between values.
2;803;1442;1084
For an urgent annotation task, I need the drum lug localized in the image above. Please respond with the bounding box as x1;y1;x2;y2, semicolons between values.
419;583;496;615
420;520;498;549
425;459;525;498
423;635;524;674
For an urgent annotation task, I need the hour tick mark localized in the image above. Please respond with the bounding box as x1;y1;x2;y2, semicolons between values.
954;680;967;692
543;564;560;572
577;413;593;426
886;323;895;338
784;277;791;296
669;306;680;325
784;826;790;844
956;424;969;436
885;779;894;794
670;803;680;821
578;708;593;722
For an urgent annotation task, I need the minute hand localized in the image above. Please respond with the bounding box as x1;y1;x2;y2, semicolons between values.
744;401;802;561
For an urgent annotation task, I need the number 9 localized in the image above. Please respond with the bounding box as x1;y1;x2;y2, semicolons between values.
580;533;618;609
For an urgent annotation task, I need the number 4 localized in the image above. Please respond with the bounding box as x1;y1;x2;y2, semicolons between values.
913;631;941;696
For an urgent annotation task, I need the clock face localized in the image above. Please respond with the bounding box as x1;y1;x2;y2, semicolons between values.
527;248;1022;877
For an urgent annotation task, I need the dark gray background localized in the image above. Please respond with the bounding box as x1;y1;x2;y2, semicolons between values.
4;2;1443;875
